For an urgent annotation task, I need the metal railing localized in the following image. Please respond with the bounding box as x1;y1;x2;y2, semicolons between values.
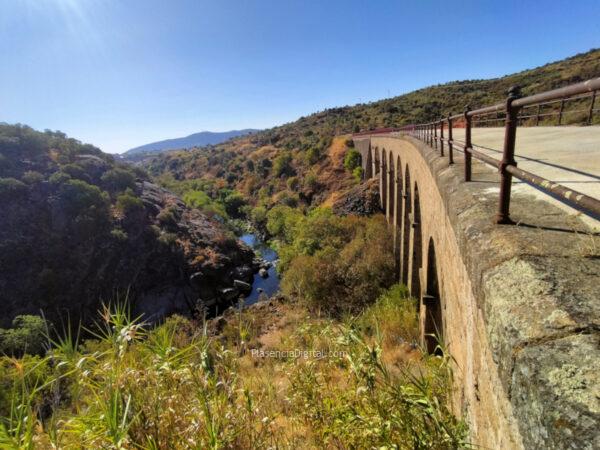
400;78;600;224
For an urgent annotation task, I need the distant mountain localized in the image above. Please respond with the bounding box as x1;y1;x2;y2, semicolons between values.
123;129;259;157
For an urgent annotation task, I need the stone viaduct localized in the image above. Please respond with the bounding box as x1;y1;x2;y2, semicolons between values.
353;130;599;450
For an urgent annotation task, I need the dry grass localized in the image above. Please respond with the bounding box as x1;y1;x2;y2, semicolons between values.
0;289;468;449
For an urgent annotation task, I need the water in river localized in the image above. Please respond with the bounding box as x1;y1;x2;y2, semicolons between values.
239;233;280;305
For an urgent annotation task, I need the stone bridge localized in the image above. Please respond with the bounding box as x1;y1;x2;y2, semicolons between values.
353;128;600;450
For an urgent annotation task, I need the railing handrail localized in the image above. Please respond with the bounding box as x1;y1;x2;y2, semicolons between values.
353;77;600;223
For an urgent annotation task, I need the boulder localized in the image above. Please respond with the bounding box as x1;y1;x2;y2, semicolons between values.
259;268;269;278
219;287;239;301
189;271;205;289
229;265;254;283
233;279;252;292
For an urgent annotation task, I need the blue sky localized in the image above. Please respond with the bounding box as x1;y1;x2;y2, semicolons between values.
1;0;599;154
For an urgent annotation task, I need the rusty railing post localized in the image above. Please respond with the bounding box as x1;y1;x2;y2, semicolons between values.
427;123;431;145
588;91;596;125
496;86;521;224
429;123;433;146
433;121;438;149
439;118;444;156
558;98;565;125
464;105;472;182
535;104;541;126
447;115;454;164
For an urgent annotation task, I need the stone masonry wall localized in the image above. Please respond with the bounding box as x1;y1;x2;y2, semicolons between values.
354;135;600;450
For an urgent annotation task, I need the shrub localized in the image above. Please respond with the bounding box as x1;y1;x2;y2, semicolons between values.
273;152;294;177
344;148;362;172
275;191;299;208
21;171;44;184
352;166;364;182
250;206;267;230
157;206;180;229
49;171;71;185
58;179;110;222
278;210;395;314
158;232;178;247
305;147;321;164
265;205;304;242
110;228;128;242
304;171;319;191
116;189;145;216
61;163;90;182
356;284;419;344
0;177;27;200
0;315;46;356
0;152;9;174
286;176;300;191
101;167;136;194
183;190;226;217
256;158;272;177
222;191;247;218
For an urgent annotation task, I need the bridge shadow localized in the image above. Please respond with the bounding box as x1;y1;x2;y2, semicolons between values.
515;222;600;236
471;143;600;181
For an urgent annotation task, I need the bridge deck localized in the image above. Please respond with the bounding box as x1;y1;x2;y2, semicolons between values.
450;126;600;228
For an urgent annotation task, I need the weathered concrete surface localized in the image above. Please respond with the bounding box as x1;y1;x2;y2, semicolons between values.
451;126;600;230
354;134;600;450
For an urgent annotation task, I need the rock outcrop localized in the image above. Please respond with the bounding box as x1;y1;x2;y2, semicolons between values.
332;178;381;216
0;125;254;327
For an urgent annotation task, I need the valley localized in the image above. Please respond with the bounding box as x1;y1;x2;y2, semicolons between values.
0;48;599;449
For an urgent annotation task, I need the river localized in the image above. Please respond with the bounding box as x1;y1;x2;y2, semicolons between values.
239;233;280;305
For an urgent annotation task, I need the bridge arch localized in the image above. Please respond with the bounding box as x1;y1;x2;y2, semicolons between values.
364;143;373;179
409;182;422;299
401;165;411;284
422;237;443;355
387;151;395;221
380;149;387;212
393;155;403;278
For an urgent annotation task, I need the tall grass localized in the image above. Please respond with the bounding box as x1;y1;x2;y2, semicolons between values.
0;286;469;449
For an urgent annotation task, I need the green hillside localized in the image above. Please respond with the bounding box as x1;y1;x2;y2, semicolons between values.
143;48;600;230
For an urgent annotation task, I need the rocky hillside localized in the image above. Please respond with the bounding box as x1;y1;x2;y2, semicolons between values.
0;124;255;328
141;49;600;224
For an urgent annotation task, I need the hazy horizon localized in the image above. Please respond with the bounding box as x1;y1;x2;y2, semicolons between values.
2;0;599;154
